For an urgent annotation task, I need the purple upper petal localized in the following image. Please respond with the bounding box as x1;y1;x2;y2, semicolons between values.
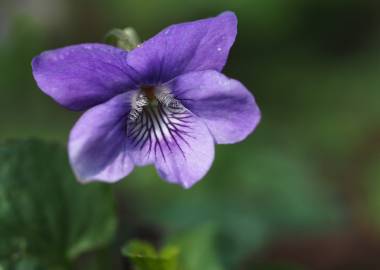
68;92;135;182
126;11;237;84
167;70;261;144
32;43;139;111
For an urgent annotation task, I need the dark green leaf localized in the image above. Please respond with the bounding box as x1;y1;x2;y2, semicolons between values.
0;139;117;267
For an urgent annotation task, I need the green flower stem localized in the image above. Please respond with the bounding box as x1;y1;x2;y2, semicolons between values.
105;27;141;51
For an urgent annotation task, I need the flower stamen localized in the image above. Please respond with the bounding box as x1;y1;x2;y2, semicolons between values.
155;86;185;113
129;92;148;121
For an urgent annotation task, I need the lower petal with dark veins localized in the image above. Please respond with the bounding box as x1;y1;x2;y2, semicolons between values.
126;104;215;188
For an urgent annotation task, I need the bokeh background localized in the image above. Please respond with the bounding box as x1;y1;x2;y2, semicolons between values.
1;0;380;269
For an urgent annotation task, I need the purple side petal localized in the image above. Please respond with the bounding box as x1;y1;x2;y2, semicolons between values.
126;107;214;188
68;92;135;183
167;70;261;144
127;11;237;84
32;43;139;111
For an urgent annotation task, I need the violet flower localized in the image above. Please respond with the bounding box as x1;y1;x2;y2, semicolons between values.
32;12;261;188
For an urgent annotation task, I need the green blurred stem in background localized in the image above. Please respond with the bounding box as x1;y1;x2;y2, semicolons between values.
105;27;141;51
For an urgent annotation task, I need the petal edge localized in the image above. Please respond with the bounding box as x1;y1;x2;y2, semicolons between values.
32;43;137;111
167;70;261;144
68;92;135;183
126;11;237;84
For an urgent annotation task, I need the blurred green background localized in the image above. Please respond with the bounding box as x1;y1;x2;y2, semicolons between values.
1;0;380;269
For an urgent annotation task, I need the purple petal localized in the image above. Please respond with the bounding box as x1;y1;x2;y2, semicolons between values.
68;92;135;183
126;106;214;188
167;70;261;144
127;11;237;84
32;43;139;111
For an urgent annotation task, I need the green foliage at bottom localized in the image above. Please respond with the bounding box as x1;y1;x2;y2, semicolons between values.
122;240;179;270
0;139;117;268
122;224;224;270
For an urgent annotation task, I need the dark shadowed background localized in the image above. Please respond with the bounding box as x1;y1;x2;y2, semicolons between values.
1;0;380;269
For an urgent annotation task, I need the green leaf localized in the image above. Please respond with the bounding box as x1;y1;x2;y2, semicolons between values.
0;139;117;267
13;258;47;270
169;224;224;270
122;240;179;270
0;255;49;270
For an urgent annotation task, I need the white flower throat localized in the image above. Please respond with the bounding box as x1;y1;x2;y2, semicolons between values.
129;86;185;121
126;85;192;161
